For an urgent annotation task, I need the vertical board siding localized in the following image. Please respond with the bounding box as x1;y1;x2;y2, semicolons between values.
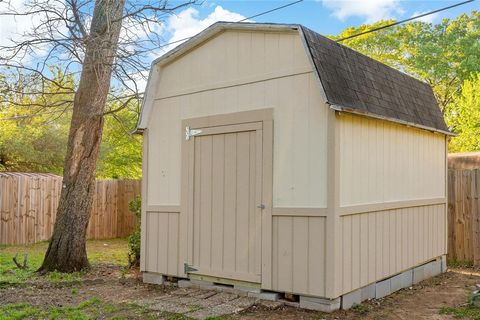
272;216;326;296
448;169;480;265
144;211;180;275
339;114;446;206
0;173;140;245
337;204;446;295
190;130;262;281
147;30;328;209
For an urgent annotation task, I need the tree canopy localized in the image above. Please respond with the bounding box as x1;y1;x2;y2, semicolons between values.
0;70;141;178
445;74;480;152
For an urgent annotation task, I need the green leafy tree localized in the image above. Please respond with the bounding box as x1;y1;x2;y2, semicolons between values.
0;70;72;173
332;20;403;66
445;74;480;152
334;11;480;114
96;102;142;179
0;71;141;178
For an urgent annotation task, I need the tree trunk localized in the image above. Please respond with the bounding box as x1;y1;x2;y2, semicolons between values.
38;0;126;273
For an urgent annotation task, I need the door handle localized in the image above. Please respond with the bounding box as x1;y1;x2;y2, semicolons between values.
257;204;266;209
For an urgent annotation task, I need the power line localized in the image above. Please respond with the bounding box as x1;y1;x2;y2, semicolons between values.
238;0;303;22
336;0;476;42
158;0;304;49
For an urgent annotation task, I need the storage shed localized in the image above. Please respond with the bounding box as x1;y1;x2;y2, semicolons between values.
136;22;452;311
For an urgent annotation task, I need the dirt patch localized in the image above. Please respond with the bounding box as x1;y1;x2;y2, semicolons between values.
0;264;169;308
1;267;479;319
236;270;479;319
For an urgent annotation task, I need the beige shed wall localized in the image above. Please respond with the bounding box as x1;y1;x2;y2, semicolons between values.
334;204;446;296
333;113;447;298
272;216;326;297
143;29;329;292
146;30;328;209
144;211;180;275
339;113;446;207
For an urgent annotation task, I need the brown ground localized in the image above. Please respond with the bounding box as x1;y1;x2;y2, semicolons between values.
0;265;171;308
238;269;479;319
1;265;479;319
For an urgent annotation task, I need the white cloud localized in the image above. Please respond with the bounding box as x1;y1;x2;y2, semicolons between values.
411;11;438;24
0;0;68;64
0;1;41;47
322;0;405;23
160;5;247;53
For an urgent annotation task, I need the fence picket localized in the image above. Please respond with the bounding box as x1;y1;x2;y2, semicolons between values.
0;173;140;245
448;169;480;265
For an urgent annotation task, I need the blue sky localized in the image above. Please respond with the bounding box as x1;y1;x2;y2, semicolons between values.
0;0;476;91
162;0;478;47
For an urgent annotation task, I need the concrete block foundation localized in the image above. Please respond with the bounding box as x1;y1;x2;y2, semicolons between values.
424;259;442;278
390;270;413;293
173;278;276;300
441;255;447;272
143;272;165;285
336;255;447;311
299;296;341;312
375;278;391;299
234;285;261;294
144;255;447;313
341;288;362;310
248;291;281;301
413;265;426;284
361;283;376;301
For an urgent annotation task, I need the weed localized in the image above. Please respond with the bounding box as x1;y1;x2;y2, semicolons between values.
0;303;40;319
352;303;370;315
447;260;474;268
160;312;192;320
187;304;203;312
46;270;83;283
440;304;480;319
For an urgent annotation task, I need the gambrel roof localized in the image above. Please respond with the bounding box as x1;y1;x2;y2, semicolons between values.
137;22;450;135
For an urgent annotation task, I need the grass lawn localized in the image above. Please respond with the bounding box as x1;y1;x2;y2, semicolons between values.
2;297;230;320
0;238;129;283
0;238;173;320
0;298;191;320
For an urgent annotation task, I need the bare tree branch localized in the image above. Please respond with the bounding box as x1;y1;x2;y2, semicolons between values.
12;253;28;270
0;0;198;122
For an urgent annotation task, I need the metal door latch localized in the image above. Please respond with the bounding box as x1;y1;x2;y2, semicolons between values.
185;126;202;140
257;204;266;209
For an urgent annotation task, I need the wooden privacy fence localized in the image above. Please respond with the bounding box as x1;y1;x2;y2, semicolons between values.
448;169;480;264
0;173;140;245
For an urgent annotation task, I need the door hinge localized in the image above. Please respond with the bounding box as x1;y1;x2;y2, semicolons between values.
184;262;198;274
185;126;202;140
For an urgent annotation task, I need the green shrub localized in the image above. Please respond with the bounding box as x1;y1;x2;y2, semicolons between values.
128;196;141;267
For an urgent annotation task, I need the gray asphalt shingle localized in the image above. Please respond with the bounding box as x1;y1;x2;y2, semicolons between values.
301;26;449;133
